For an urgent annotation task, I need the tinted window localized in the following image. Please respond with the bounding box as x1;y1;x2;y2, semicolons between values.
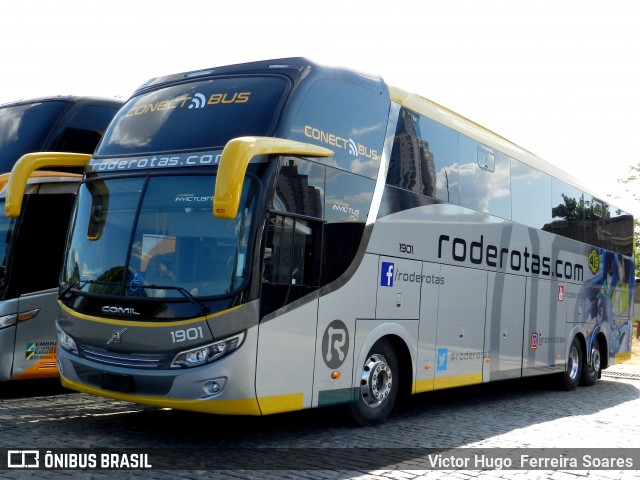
584;196;632;254
272;158;324;218
49;104;120;153
459;135;511;219
387;108;460;204
416;114;460;204
387;108;436;197
0;101;69;172
263;215;321;287
511;159;552;229
324;167;375;223
98;76;289;156
6;193;75;298
291;79;389;179
0;203;14;298
550;179;585;241
603;208;634;256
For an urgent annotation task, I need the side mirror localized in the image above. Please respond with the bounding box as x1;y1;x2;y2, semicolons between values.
5;152;91;218
213;137;333;220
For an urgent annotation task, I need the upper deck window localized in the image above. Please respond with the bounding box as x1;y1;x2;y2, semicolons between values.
290;79;389;179
98;76;289;156
0;100;69;172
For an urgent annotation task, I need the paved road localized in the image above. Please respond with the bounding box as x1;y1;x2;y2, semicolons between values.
1;367;640;479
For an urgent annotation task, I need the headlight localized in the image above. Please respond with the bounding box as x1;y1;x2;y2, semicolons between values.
57;326;78;355
171;332;245;368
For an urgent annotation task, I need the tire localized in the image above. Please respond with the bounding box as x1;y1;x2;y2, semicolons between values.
580;338;601;387
559;337;582;391
349;338;399;427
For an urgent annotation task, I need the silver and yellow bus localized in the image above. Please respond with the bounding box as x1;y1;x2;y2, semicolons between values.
7;59;632;423
0;96;121;381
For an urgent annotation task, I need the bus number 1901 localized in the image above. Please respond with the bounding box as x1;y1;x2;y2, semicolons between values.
170;326;204;343
399;243;414;255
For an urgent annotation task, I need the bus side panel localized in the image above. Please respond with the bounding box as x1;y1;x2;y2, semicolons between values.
375;256;421;320
414;262;441;393
313;254;378;409
484;272;526;382
522;278;566;376
255;300;319;414
10;289;58;380
433;265;486;389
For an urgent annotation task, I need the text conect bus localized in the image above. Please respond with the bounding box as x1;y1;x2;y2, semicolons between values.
6;59;633;424
0;96;122;381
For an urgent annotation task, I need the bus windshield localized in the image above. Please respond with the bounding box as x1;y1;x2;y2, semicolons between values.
98;76;289;156
0;101;70;172
63;174;257;299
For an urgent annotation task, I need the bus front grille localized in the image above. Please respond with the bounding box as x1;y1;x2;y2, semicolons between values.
78;344;174;369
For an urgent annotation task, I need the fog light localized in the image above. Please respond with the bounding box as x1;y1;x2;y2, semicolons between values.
202;380;221;396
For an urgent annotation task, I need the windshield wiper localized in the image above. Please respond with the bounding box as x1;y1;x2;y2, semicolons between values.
58;279;95;300
59;279;121;300
59;280;78;300
143;285;211;314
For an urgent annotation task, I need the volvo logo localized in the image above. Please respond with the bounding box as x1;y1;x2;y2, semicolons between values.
101;306;141;316
107;328;129;345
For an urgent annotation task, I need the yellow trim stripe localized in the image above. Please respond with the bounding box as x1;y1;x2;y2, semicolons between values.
414;374;483;393
413;378;434;393
59;302;241;327
434;374;483;390
61;377;262;415
615;352;632;363
258;393;304;415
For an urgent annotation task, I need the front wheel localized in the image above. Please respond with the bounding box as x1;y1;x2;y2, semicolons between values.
559;337;582;391
349;338;399;426
580;338;601;386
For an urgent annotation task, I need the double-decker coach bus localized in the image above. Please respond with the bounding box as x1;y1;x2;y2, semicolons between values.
0;96;122;381
7;59;633;424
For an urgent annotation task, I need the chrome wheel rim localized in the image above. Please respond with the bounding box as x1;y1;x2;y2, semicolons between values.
568;344;580;383
360;354;393;408
590;345;601;375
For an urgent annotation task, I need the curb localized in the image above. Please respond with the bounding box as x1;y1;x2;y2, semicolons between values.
602;370;640;380
602;364;640;380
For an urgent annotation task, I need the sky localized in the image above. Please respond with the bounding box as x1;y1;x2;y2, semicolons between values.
2;0;639;218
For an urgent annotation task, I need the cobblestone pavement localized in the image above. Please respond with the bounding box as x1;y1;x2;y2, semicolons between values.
0;362;639;480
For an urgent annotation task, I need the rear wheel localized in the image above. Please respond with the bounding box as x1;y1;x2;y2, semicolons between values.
349;339;398;426
581;338;601;386
559;337;582;391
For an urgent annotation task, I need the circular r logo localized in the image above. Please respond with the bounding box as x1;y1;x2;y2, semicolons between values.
322;320;349;369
